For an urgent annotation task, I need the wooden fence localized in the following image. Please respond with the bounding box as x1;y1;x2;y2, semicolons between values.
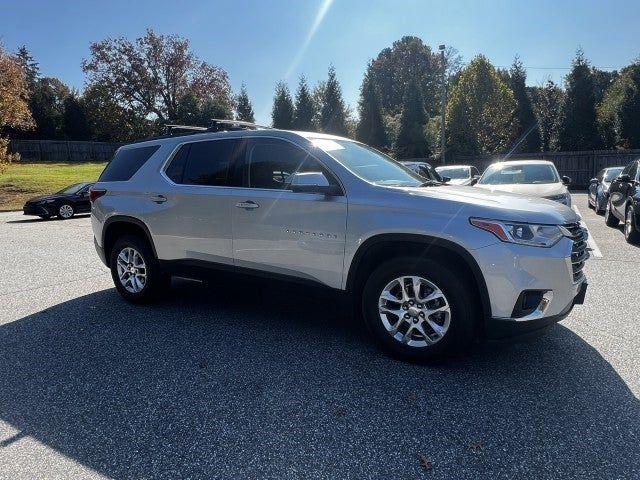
446;150;640;188
9;140;123;162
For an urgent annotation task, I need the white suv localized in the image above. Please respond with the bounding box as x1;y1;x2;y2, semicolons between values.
90;123;588;361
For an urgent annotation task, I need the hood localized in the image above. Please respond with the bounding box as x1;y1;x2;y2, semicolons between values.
25;194;66;204
446;178;470;186
397;184;578;225
474;182;567;198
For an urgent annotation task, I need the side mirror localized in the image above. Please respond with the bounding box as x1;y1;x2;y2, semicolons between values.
289;171;342;196
589;178;598;184
561;175;572;186
441;176;451;183
618;174;632;183
470;175;481;186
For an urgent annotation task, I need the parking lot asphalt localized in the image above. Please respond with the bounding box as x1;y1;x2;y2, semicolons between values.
0;193;638;480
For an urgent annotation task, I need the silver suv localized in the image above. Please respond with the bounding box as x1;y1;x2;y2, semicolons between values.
90;123;588;361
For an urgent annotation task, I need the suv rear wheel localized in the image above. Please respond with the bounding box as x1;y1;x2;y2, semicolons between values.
362;257;477;361
109;235;169;303
624;207;640;244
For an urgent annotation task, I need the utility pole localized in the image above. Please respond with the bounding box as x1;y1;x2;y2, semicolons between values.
439;44;446;165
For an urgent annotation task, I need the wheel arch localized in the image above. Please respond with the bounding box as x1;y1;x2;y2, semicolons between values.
103;216;158;263
346;234;492;321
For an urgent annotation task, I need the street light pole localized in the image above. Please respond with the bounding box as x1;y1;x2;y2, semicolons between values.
439;44;446;165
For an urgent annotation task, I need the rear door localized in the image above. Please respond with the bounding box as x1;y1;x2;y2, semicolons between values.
145;138;240;264
230;137;347;288
610;162;636;219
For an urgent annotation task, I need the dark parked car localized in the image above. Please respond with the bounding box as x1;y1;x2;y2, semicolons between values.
588;166;624;214
399;160;446;182
23;182;94;220
604;159;640;244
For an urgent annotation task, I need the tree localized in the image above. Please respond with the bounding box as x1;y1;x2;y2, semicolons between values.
82;29;233;124
28;77;70;139
557;49;601;151
367;36;440;116
356;67;387;149
235;84;255;122
0;44;34;171
509;56;540;152
597;62;640;149
271;81;294;128
63;93;92;140
530;79;564;151
292;76;315;131
175;89;232;126
83;84;152;142
320;65;347;135
311;80;326;129
446;55;518;155
15;46;39;86
394;80;429;158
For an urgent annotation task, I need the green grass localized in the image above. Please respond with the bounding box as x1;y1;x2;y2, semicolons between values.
0;162;107;211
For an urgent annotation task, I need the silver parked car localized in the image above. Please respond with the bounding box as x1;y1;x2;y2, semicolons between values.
435;165;481;186
90;122;588;361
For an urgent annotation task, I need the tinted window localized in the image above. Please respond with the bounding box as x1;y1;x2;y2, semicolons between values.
246;139;335;189
99;145;160;182
180;139;237;186
603;167;623;182
165;144;190;183
628;161;638;181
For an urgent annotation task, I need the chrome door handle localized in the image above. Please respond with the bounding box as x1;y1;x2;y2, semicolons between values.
235;200;260;210
151;194;167;204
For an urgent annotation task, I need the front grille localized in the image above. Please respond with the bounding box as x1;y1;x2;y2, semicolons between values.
563;222;588;282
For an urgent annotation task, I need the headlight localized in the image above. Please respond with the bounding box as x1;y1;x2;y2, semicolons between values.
544;192;570;205
470;218;564;247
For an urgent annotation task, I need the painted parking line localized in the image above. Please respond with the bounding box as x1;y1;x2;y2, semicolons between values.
572;205;603;258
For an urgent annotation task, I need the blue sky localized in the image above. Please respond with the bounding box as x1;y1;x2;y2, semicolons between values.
2;0;639;124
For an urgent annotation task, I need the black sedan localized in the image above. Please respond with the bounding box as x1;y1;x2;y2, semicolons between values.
23;182;93;220
604;159;640;244
588;166;624;213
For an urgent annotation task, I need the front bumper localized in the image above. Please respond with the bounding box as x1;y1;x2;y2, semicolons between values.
23;204;53;216
484;281;587;340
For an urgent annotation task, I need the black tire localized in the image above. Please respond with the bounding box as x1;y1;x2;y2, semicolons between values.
594;195;603;215
605;200;619;227
109;234;170;303
587;195;594;209
624;207;640;245
57;203;75;219
362;257;478;362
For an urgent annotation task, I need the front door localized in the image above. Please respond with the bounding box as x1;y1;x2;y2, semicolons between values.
231;137;347;289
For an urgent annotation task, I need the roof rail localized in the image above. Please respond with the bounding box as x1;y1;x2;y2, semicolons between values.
163;119;271;137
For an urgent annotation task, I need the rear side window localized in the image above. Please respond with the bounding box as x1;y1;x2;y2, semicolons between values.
165;139;237;186
99;145;160;182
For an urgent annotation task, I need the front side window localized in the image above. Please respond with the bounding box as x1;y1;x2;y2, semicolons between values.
628;161;639;181
165;139;238;186
603;167;623;182
245;139;336;189
478;163;560;185
311;138;423;187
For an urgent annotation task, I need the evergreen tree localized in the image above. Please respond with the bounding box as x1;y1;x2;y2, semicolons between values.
63;93;92;140
356;67;388;149
530;79;564;151
292;75;315;131
320;65;347;135
394;80;429;158
15;45;39;86
271;81;294;129
597;63;640;149
235;84;255;122
446;55;518;155
557;49;601;150
509;56;540;152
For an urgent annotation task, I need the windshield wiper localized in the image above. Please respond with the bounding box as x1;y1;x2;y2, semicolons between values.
419;180;444;187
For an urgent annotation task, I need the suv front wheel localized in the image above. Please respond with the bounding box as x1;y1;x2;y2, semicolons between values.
362;257;477;361
110;235;169;303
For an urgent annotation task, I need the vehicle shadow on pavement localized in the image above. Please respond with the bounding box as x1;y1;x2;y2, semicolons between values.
5;214;90;224
0;278;638;479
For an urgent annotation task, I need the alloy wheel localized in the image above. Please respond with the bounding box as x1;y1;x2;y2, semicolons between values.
116;247;147;293
378;276;451;347
59;204;74;219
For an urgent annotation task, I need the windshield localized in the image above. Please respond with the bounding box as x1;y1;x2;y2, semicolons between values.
478;163;559;185
436;166;470;179
604;167;623;182
56;183;89;195
311;138;424;187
